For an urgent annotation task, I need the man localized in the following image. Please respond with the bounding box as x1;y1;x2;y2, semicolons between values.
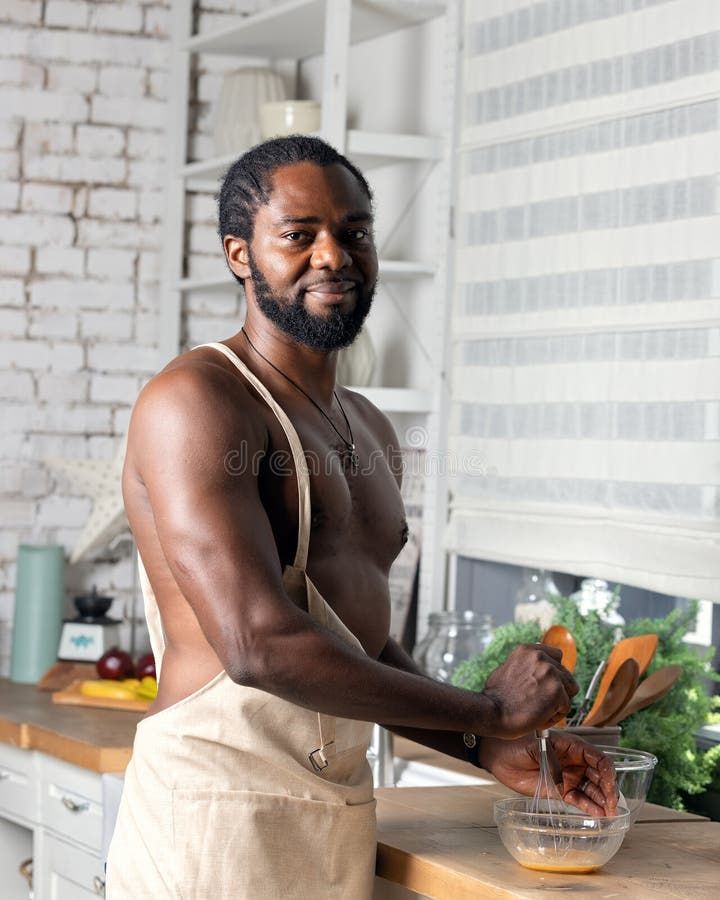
106;136;617;899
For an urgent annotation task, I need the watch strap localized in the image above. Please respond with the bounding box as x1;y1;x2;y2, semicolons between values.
462;732;480;766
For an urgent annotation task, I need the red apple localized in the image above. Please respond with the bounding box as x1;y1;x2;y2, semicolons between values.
96;646;134;680
135;652;156;680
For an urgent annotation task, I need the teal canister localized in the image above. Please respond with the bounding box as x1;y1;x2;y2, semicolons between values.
10;544;66;683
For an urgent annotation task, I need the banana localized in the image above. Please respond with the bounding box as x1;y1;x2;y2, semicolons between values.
80;680;140;700
135;677;158;700
79;676;159;702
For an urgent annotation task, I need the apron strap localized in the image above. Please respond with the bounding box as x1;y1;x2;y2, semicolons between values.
304;572;336;771
194;341;311;571
137;553;167;678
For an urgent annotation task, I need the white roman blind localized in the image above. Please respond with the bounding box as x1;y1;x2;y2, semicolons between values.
447;0;720;602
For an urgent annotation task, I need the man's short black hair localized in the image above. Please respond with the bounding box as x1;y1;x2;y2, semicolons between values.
217;134;373;246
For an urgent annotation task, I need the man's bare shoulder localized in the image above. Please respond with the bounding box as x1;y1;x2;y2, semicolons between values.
128;345;268;468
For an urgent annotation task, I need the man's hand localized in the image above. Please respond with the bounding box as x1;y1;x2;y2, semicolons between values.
480;644;579;739
481;731;619;817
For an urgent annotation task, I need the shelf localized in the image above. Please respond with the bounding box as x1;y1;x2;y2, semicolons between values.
181;130;443;189
182;152;238;185
184;0;446;60
347;130;443;168
177;275;239;293
379;259;435;279
176;259;434;293
346;386;432;413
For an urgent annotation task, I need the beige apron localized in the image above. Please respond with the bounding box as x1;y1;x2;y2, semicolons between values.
106;342;376;899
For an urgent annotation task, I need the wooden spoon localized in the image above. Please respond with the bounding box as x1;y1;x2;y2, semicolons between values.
542;625;577;673
583;657;640;727
604;665;682;726
581;633;658;726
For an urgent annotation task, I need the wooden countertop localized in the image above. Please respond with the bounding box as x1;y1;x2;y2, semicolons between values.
376;785;718;899
3;682;718;897
0;679;140;772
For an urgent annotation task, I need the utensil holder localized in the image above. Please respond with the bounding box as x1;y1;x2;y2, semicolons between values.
557;725;622;748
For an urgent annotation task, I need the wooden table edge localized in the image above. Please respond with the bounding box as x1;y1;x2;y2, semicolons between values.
376;836;518;900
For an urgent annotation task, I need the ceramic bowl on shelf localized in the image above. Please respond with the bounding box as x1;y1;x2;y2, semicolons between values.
494;798;630;874
259;100;321;139
595;745;658;825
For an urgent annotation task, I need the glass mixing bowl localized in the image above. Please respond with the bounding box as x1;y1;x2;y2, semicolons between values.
596;745;658;824
494;798;630;873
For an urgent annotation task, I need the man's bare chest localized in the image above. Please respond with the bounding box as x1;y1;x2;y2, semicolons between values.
257;412;408;574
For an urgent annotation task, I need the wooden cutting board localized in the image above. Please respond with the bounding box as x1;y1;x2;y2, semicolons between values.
37;661;98;692
52;680;151;713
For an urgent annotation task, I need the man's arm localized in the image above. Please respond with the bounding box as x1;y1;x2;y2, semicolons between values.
377;637;476;763
378;638;619;816
128;360;576;739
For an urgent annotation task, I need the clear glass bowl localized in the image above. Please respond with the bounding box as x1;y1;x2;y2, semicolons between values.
596;745;658;824
494;798;630;873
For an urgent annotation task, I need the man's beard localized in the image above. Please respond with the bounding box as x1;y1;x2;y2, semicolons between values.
248;250;375;352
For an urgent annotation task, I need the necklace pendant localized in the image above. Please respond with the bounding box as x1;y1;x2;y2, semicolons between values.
347;446;359;473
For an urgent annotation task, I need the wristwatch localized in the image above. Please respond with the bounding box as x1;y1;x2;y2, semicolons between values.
462;732;480;767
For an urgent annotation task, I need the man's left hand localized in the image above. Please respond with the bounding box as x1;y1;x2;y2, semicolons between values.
480;731;619;817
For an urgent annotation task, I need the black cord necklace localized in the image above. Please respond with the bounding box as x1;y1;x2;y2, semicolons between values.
241;327;359;473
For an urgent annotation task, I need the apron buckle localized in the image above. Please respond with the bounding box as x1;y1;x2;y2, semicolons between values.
308;742;334;772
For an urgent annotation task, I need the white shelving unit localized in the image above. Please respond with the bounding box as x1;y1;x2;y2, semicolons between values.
183;0;445;57
182;131;443;188
177;259;435;294
161;0;458;631
161;0;449;362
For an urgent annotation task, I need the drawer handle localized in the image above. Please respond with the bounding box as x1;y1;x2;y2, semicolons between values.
93;875;106;896
18;857;33;887
61;795;89;813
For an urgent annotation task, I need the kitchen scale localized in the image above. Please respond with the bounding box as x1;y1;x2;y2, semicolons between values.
57;587;121;662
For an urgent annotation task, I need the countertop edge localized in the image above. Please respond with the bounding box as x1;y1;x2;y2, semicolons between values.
26;723;132;773
376;834;518;900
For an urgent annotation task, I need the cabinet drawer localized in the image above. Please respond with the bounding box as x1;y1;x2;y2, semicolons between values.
41;832;106;899
39;756;103;852
0;743;36;823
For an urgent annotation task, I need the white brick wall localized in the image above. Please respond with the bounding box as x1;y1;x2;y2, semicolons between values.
0;1;261;671
45;2;91;30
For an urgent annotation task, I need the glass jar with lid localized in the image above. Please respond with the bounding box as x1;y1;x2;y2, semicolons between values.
422;610;494;682
412;611;446;672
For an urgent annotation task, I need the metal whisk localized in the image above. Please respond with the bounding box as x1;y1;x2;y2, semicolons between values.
530;729;566;854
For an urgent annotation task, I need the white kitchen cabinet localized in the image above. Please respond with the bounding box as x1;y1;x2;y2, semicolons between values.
38;756;104;855
38;833;105;900
0;744;107;900
0;817;34;900
0;743;37;899
0;742;38;825
163;0;461;633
